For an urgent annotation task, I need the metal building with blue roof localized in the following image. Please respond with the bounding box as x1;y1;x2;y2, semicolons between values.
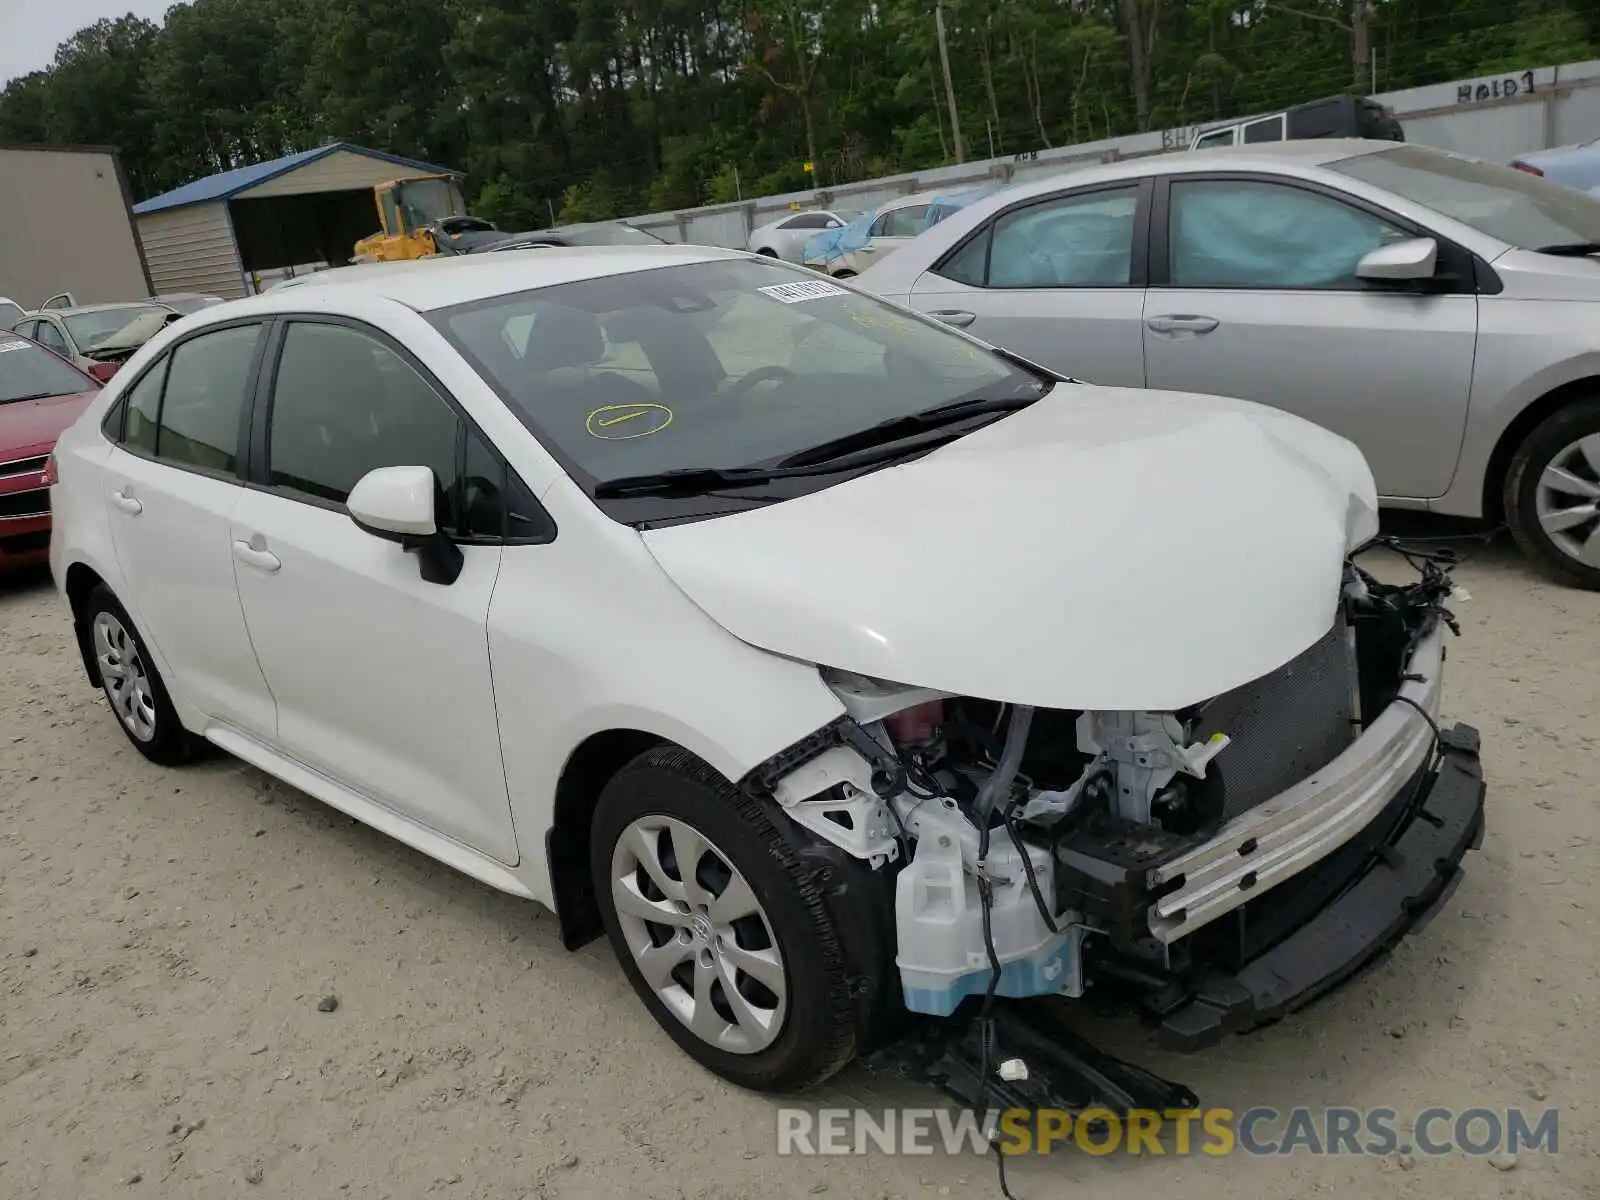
133;143;462;298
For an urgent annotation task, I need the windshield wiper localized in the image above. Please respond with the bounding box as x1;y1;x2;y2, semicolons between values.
593;465;785;498
774;391;1045;469
1534;241;1600;256
0;392;59;405
593;421;985;499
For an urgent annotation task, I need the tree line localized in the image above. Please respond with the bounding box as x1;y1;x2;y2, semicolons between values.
0;0;1593;228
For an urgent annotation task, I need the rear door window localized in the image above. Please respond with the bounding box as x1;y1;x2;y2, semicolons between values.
121;359;168;456
986;188;1139;288
154;325;260;474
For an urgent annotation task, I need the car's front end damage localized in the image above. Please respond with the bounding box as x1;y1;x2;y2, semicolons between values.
738;545;1483;1105
638;386;1485;1109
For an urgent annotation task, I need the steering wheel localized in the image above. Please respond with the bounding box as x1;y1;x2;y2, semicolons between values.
727;365;796;397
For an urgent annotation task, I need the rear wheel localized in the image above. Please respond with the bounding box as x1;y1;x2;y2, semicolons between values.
1505;398;1600;589
755;247;778;257
84;586;201;765
831;269;857;279
591;746;859;1091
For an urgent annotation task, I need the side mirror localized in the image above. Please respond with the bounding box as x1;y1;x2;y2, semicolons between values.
346;465;463;585
1356;236;1438;283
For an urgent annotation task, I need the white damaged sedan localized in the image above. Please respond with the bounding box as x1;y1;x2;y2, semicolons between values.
48;245;1484;1097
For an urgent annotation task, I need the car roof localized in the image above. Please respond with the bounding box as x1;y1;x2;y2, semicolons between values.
944;137;1399;208
215;243;748;315
882;187;950;211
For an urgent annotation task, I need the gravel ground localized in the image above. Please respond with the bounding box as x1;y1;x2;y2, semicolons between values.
1;527;1595;1199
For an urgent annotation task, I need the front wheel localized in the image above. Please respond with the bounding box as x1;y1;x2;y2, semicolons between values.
591;746;859;1091
754;247;778;258
1505;398;1600;589
831;268;857;279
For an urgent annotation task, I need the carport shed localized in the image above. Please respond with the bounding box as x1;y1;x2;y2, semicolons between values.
132;144;463;299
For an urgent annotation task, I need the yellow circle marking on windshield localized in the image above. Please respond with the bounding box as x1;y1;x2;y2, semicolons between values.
586;403;673;439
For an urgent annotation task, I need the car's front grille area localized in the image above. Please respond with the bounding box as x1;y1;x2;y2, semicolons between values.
0;529;49;556
0;454;49;481
1190;617;1359;821
0;488;50;520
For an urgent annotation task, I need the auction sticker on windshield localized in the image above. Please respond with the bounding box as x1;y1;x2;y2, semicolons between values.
758;280;849;304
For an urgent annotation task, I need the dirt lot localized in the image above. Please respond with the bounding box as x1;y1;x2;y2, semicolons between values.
1;530;1596;1199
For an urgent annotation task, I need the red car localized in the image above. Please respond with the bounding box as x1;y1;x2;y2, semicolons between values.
0;330;100;573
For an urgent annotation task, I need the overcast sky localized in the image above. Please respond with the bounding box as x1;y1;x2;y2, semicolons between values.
2;0;178;88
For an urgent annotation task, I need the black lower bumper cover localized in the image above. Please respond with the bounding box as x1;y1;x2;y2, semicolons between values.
1155;722;1487;1052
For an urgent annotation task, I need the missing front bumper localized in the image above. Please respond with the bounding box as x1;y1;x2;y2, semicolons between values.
1147;626;1448;943
1139;722;1485;1051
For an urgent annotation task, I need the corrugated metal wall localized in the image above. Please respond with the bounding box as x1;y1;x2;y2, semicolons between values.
135;202;247;299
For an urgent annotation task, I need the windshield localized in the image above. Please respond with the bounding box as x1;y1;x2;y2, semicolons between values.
431;258;1038;518
562;223;668;246
396;178;463;230
63;305;163;351
1329;144;1600;249
0;335;94;403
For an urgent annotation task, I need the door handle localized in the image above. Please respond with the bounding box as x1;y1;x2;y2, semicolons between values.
110;486;142;515
1146;314;1220;335
233;538;281;573
930;309;977;328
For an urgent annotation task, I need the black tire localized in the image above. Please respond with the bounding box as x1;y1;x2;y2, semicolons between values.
83;585;202;765
1504;397;1600;590
591;746;860;1091
831;268;857;279
755;247;778;257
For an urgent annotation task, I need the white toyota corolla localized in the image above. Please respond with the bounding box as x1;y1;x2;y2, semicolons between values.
47;246;1484;1099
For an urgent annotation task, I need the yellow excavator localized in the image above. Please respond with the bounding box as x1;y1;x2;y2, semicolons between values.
351;174;502;263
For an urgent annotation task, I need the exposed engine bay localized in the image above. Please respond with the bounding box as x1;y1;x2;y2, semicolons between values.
743;542;1473;1039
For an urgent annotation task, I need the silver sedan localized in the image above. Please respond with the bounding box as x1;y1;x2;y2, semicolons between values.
855;139;1600;588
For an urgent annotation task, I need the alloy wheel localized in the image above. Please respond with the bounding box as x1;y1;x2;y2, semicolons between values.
610;815;788;1054
92;611;157;742
1536;433;1600;568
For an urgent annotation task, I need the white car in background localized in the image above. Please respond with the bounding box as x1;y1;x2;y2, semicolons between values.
745;210;853;262
47;245;1482;1101
802;190;944;277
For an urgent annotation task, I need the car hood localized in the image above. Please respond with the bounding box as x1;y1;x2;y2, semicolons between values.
0;389;98;456
642;387;1378;711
